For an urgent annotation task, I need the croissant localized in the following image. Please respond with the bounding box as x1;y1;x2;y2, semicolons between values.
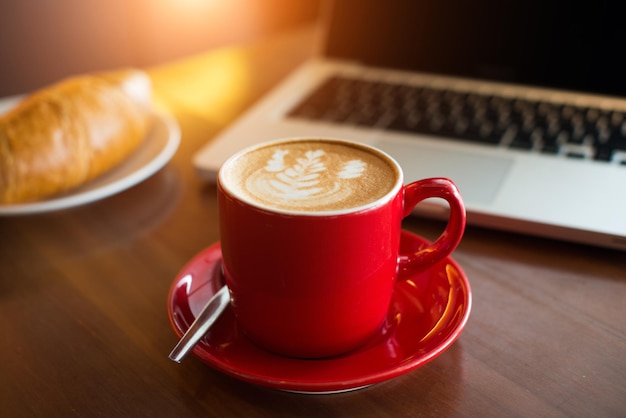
0;68;153;204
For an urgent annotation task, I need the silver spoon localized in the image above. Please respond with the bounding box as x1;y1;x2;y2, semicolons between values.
168;284;230;363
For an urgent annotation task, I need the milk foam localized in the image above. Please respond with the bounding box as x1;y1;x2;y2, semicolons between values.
221;140;399;212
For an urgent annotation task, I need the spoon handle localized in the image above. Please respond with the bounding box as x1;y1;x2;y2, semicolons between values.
168;285;230;363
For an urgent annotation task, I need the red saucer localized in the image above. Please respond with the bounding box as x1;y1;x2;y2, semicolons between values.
167;230;471;394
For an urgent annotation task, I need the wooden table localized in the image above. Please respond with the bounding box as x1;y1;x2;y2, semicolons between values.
1;25;625;417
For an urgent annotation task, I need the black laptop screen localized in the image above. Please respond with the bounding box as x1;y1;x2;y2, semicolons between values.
325;0;626;98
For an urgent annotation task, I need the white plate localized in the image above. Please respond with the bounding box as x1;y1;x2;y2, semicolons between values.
0;105;181;215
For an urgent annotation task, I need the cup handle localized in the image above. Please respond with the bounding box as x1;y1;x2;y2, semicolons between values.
397;178;466;275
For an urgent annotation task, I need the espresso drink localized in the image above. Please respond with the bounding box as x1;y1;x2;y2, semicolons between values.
220;139;400;212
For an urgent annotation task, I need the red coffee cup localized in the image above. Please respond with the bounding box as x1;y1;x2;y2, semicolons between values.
218;138;465;358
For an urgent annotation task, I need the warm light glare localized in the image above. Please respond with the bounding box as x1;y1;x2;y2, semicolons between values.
150;49;250;124
162;0;234;18
145;0;317;123
175;0;214;8
142;0;264;68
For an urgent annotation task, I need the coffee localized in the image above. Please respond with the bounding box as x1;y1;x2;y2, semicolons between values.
220;139;400;212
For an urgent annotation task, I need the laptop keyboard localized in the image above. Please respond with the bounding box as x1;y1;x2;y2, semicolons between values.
287;76;626;164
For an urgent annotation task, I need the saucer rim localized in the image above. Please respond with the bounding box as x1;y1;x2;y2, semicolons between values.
167;230;471;393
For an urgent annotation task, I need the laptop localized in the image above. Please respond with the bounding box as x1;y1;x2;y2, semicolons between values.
193;0;626;251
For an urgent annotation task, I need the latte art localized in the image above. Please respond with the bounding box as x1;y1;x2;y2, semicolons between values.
248;149;366;204
220;139;399;212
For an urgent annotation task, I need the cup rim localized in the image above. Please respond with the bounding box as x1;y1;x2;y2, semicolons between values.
217;137;404;217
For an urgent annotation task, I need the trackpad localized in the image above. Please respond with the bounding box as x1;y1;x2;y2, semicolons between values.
373;138;512;206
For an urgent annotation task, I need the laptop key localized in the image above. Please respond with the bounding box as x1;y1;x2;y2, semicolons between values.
594;144;614;162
